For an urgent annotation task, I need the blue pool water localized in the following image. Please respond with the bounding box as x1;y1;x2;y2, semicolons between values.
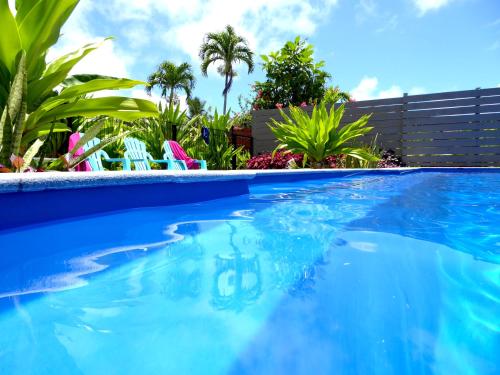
0;171;499;374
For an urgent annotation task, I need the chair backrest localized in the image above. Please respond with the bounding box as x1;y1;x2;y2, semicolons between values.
83;137;105;171
124;138;151;170
162;140;176;160
162;141;187;171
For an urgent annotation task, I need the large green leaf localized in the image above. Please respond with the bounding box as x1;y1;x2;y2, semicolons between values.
20;137;45;172
27;40;107;109
0;0;22;74
62;74;118;86
21;122;69;146
15;0;43;23
58;78;147;100
33;97;158;126
17;0;79;80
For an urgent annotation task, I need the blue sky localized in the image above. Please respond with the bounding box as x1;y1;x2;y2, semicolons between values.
42;0;500;112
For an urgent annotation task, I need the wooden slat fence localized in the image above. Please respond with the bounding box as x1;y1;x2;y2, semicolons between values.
251;87;500;166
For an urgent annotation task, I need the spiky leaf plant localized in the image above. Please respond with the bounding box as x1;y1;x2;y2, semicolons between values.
269;102;379;168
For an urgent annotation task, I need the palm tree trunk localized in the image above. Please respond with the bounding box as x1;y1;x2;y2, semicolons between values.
223;73;228;114
169;87;174;107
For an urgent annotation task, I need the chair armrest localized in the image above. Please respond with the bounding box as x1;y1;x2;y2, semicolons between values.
103;157;131;171
194;159;207;170
151;159;169;164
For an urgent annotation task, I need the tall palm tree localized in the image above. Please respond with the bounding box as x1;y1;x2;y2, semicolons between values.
146;61;195;107
199;25;254;114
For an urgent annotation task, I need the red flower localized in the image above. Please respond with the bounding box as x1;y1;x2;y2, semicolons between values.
257;90;263;99
275;103;283;109
300;101;307;107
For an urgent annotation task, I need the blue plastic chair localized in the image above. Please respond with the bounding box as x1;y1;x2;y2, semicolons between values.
163;141;207;170
83;137;131;171
124;138;186;170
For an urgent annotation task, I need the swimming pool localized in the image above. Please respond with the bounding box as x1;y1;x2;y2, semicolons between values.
0;170;498;374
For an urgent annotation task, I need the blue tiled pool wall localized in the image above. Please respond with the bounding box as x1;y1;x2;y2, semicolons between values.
0;179;249;230
0;168;497;231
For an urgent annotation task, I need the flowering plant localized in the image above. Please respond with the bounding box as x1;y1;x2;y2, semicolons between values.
246;151;303;169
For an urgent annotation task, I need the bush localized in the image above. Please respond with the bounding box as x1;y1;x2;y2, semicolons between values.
246;150;401;170
246;151;303;169
378;150;403;168
251;37;331;110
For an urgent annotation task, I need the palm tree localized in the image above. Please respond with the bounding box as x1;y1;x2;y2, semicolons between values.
187;97;207;118
146;61;195;107
199;25;254;114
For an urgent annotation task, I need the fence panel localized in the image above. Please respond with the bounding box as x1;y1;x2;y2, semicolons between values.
250;87;500;166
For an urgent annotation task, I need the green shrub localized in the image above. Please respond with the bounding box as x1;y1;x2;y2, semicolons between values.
269;102;379;168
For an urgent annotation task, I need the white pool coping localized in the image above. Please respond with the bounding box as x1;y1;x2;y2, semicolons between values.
0;167;496;193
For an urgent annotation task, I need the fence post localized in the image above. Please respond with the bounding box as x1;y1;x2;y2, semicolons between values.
172;124;178;141
475;87;481;115
401;93;408;166
231;126;237;170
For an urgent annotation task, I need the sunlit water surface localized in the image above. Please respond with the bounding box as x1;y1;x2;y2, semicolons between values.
0;172;499;374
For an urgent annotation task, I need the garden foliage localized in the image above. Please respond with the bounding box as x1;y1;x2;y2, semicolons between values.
252;37;331;110
269;102;379;167
0;0;157;171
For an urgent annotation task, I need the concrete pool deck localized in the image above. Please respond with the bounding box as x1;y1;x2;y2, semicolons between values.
2;167;494;193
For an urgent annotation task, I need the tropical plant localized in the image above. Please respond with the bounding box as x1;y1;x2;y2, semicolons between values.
199;25;254;114
199;111;241;169
269;102;379;168
146;61;195;107
80;117;130;161
252;37;331;110
0;0;158;171
323;86;352;105
136;103;199;160
342;134;380;169
235;149;251;169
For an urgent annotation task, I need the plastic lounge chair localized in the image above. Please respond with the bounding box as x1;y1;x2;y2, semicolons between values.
163;140;207;170
83;137;131;171
124;138;186;170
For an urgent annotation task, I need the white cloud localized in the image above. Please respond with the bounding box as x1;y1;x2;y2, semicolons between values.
130;89;167;107
497;84;500;88
351;77;379;100
129;90;188;112
356;0;377;24
47;1;131;78
97;0;339;63
413;0;453;15
351;77;425;100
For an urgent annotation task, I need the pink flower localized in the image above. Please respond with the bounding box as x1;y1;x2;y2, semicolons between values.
257;90;263;99
300;101;307;107
275;103;283;109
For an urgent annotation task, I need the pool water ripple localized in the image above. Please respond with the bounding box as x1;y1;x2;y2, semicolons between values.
0;171;498;374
